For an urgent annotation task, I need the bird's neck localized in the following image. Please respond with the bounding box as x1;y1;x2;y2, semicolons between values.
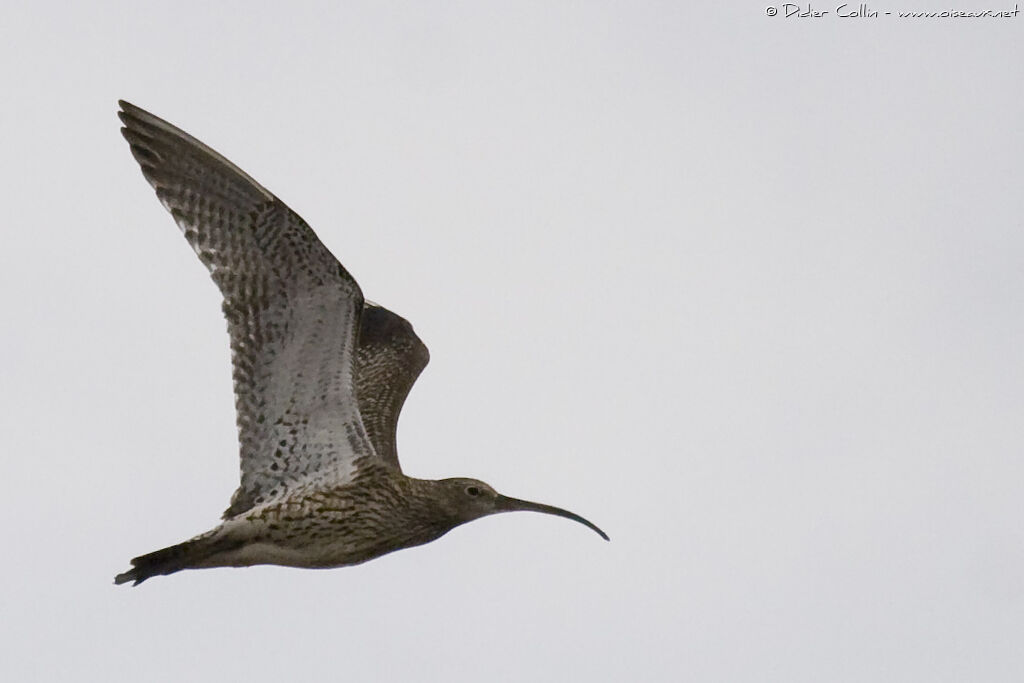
360;472;463;553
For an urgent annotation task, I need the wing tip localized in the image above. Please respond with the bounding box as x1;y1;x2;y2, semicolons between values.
115;99;277;202
117;100;152;128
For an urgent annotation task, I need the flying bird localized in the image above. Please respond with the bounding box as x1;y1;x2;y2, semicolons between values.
114;101;607;585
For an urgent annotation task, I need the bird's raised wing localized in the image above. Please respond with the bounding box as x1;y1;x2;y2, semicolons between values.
355;303;429;470
119;101;379;519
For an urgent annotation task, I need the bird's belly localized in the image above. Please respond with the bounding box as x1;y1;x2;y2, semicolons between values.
206;539;371;569
201;504;447;570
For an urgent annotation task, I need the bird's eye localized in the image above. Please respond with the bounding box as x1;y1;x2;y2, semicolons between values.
466;486;481;497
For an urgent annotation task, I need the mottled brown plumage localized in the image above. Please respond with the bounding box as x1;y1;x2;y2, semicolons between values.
114;101;607;586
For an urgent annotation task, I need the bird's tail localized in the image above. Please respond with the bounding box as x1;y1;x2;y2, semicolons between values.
114;529;228;586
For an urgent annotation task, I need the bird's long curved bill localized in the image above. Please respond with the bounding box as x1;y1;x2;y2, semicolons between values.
497;496;609;541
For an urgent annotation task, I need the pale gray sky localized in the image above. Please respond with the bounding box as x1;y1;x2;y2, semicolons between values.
2;2;1022;681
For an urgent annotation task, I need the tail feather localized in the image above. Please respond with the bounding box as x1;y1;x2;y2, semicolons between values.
114;539;198;586
114;529;235;586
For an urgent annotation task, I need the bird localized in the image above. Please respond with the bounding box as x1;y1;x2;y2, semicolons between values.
114;101;608;586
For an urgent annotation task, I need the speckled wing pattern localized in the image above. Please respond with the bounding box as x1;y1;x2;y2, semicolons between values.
355;303;429;469
118;101;427;519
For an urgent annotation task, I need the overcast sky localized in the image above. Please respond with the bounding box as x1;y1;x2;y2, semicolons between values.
2;2;1022;681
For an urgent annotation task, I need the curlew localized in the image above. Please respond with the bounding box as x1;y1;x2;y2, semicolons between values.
114;101;607;586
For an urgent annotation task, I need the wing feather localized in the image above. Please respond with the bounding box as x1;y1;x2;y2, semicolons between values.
119;101;376;518
355;304;430;469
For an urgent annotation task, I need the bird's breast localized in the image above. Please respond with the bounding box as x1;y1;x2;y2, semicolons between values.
228;482;456;568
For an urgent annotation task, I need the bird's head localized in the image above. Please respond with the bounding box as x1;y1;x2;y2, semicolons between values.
438;477;609;540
